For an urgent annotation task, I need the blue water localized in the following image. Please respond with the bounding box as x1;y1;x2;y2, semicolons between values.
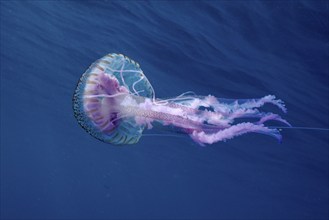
1;1;328;219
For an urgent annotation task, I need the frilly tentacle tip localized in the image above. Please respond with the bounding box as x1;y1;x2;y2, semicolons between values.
282;106;288;114
280;118;292;127
276;134;283;144
276;100;287;113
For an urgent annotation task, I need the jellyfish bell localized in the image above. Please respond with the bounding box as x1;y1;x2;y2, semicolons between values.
73;53;291;146
73;53;154;145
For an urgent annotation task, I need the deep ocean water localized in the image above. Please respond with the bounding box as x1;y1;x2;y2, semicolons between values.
1;1;328;219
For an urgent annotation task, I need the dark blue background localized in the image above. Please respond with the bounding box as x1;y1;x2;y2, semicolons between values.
1;1;328;219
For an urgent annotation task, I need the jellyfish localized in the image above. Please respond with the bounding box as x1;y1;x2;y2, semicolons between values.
73;53;291;146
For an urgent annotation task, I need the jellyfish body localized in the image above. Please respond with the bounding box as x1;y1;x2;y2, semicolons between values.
73;53;290;146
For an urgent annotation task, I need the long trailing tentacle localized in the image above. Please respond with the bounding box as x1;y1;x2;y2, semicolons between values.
190;122;282;146
152;91;197;106
237;95;287;113
204;95;287;114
